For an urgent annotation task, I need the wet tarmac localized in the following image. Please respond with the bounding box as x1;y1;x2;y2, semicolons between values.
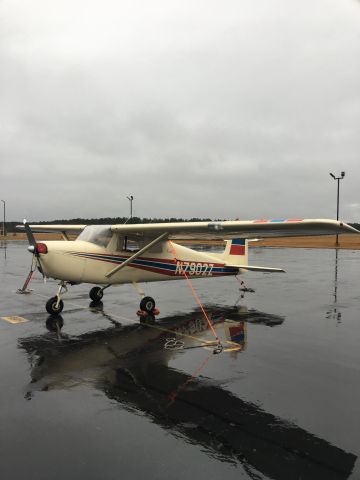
0;240;359;479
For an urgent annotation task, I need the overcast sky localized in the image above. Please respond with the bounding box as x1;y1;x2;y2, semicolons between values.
1;0;360;222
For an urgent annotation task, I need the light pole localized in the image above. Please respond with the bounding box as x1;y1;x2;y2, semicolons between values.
126;195;134;221
329;171;345;246
1;200;5;237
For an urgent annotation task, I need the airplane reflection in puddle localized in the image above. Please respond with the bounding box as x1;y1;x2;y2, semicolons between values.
20;304;279;388
19;304;285;387
18;305;356;480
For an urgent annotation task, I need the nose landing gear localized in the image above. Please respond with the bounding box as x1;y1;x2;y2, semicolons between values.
46;297;64;315
46;281;68;315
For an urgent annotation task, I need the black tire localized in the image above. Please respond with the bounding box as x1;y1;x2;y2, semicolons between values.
89;286;104;302
140;296;156;313
46;296;64;315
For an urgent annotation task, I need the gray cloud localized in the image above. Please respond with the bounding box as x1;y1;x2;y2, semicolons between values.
1;0;360;222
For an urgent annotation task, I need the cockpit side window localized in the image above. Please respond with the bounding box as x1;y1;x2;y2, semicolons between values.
76;225;112;247
123;236;140;252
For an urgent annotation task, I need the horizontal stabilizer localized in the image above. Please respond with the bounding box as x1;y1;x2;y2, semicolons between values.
227;264;285;273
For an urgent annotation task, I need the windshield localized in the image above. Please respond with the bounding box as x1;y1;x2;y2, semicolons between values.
77;225;112;247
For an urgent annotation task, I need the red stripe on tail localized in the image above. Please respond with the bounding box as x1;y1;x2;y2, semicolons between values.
230;245;245;255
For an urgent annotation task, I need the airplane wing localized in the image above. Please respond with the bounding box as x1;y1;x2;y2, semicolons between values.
17;219;359;240
17;224;87;233
16;223;86;241
110;219;359;239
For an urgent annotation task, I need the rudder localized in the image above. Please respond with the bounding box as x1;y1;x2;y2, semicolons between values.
220;238;248;266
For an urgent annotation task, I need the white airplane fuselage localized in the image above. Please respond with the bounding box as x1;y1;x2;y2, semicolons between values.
37;240;241;285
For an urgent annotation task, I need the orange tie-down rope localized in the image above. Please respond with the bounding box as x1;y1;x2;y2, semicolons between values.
168;240;223;353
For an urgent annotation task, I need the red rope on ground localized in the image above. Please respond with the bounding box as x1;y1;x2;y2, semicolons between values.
167;352;212;406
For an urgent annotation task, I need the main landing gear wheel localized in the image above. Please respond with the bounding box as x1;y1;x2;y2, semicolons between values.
140;296;156;313
46;296;64;315
89;286;104;302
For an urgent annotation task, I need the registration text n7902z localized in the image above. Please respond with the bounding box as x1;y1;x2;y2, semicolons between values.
174;261;215;276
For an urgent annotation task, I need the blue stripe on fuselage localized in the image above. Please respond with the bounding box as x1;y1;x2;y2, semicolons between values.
68;252;239;275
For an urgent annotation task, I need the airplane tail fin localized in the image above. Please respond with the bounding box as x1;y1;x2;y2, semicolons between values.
219;238;248;266
219;238;284;273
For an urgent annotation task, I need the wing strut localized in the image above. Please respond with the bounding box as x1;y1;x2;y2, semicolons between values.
105;232;169;278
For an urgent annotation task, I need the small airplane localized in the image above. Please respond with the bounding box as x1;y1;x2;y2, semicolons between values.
19;218;359;317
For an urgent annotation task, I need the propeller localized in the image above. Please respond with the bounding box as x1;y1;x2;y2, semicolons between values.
17;221;41;293
22;219;45;278
23;219;38;256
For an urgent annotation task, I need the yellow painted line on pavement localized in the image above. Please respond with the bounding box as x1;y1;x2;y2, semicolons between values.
1;316;29;324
